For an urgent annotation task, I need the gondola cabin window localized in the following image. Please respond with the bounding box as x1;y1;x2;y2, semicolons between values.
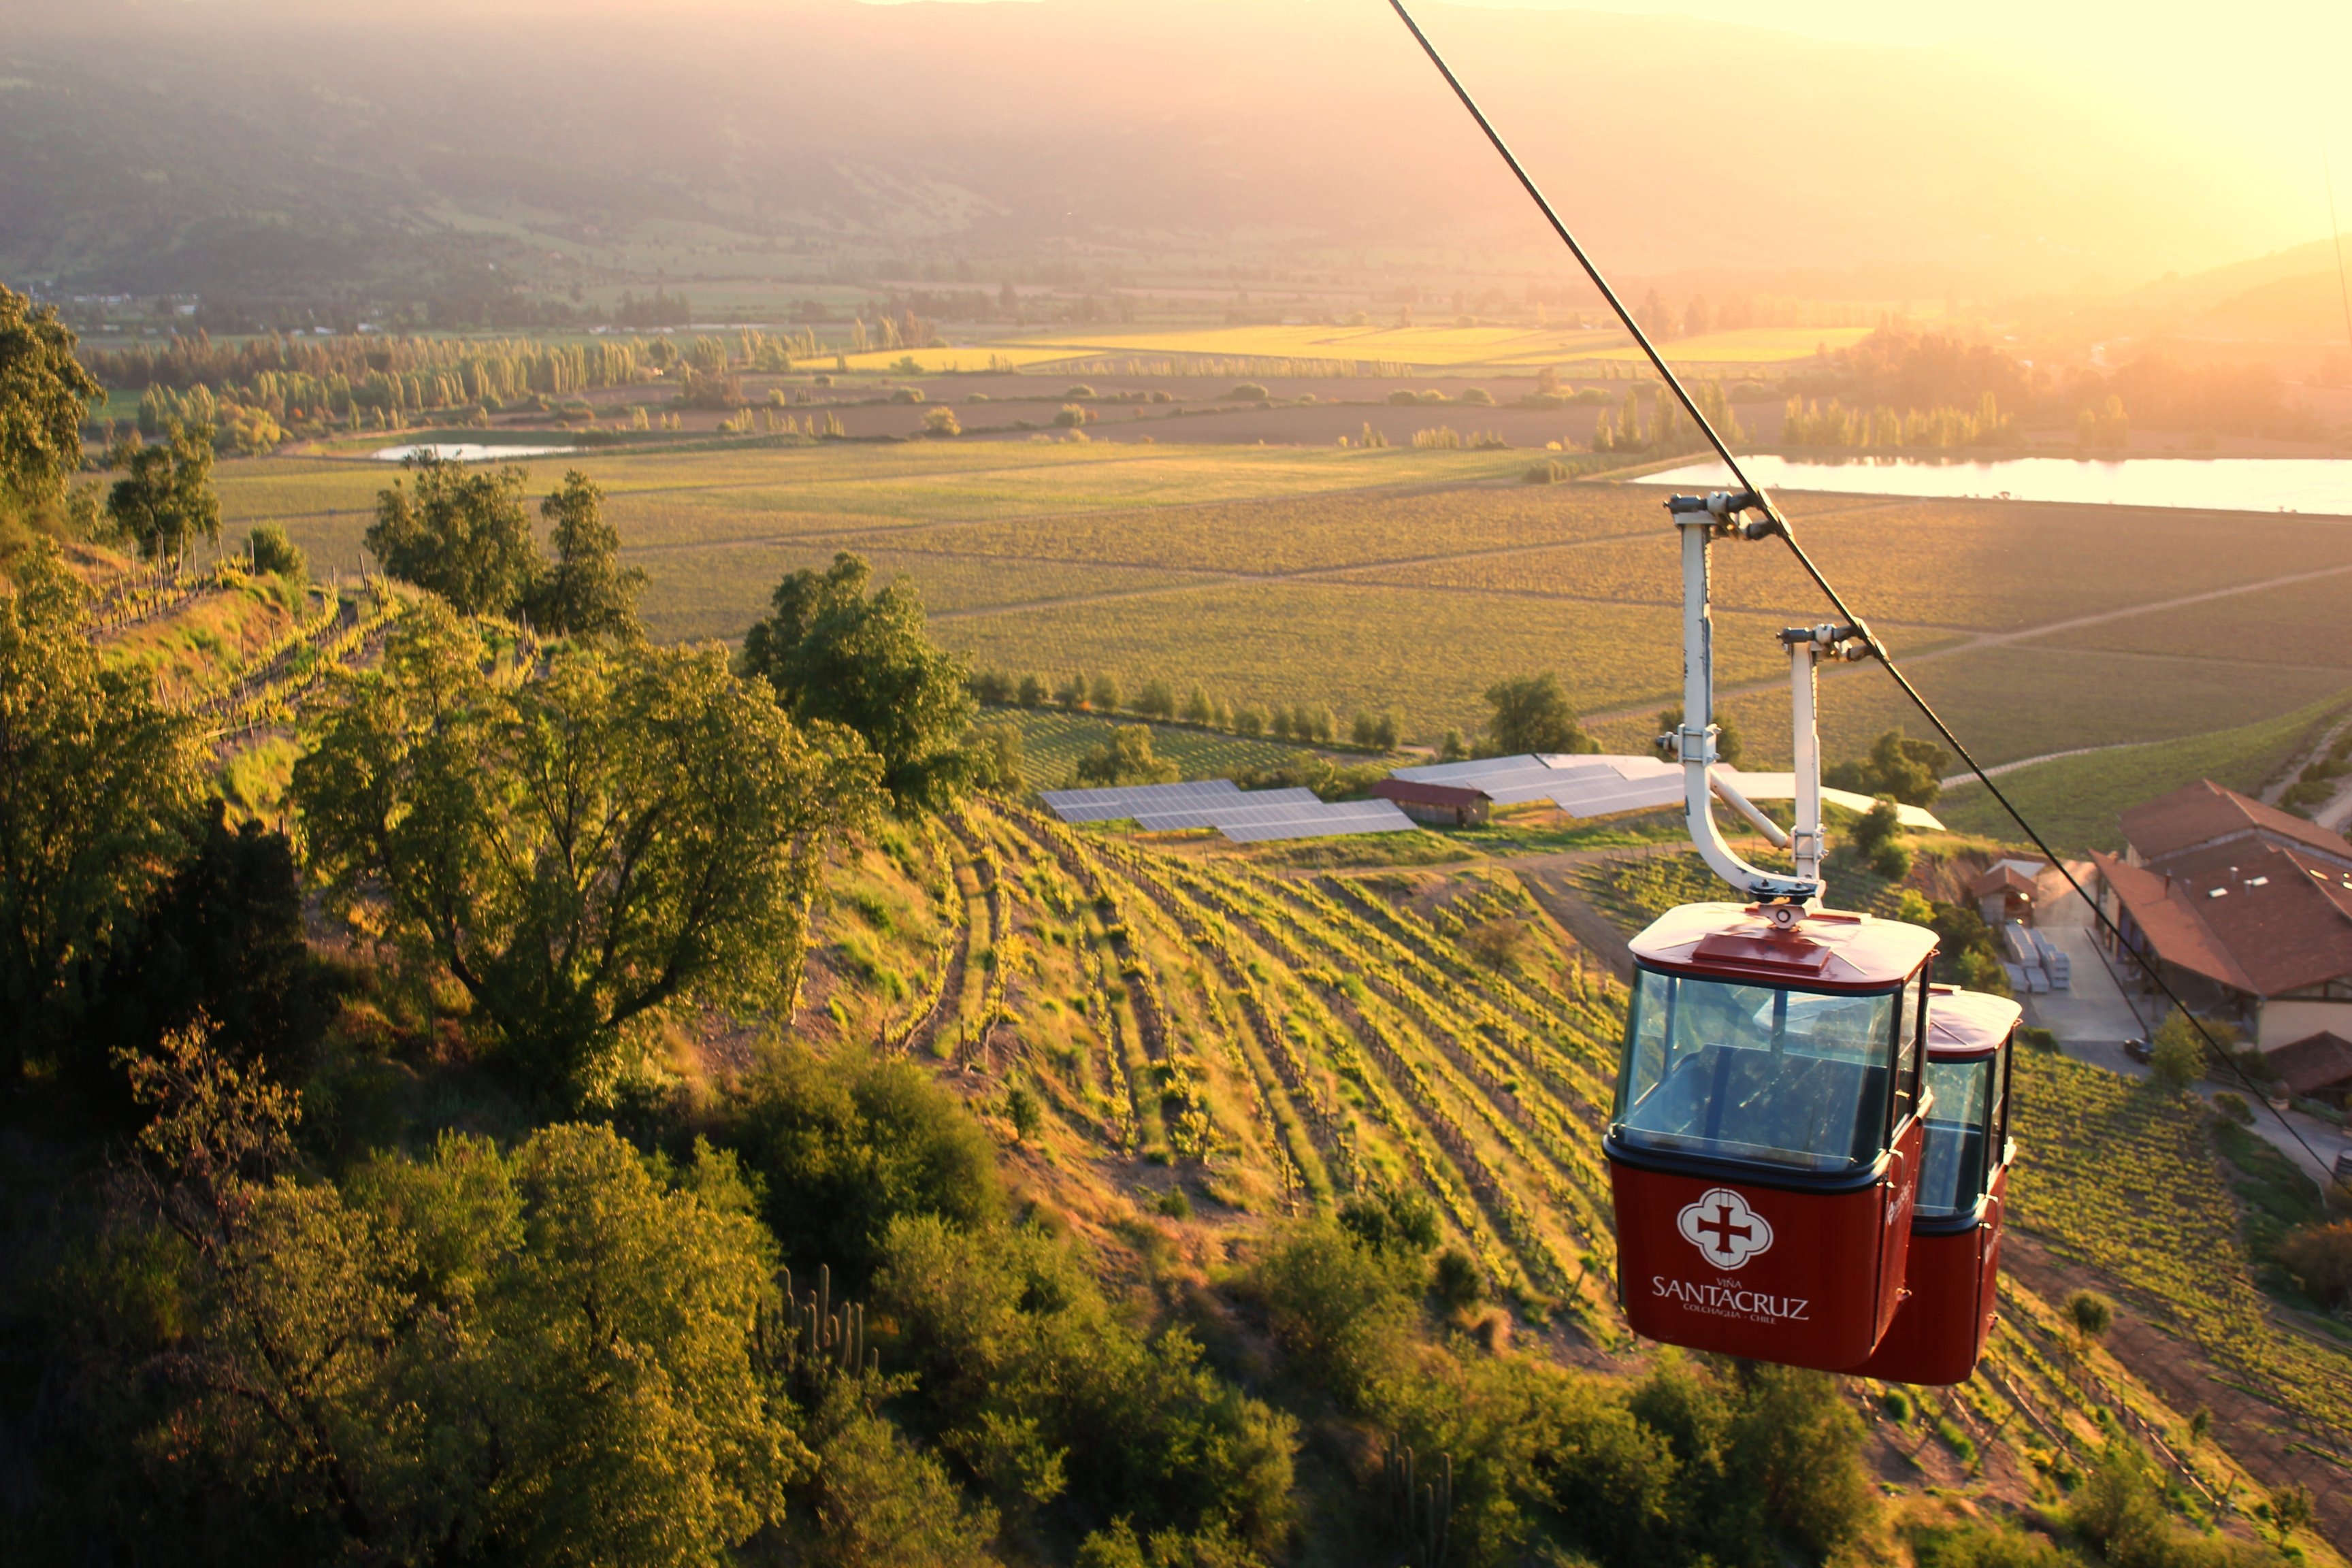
1916;1045;2006;1220
1614;970;1908;1172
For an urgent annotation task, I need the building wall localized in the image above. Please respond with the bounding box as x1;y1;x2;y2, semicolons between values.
2255;996;2352;1051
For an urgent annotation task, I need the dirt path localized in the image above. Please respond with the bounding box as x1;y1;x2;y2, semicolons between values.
2004;1230;2352;1553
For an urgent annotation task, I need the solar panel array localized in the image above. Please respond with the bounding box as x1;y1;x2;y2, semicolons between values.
1128;787;1322;830
1041;779;1243;823
1221;800;1416;843
1042;780;1416;843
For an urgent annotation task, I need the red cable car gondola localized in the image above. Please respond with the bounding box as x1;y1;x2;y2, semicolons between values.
1846;987;2019;1385
1609;903;1935;1370
1604;491;1959;1373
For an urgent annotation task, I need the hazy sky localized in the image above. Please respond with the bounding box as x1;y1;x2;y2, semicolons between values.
1460;1;2352;246
865;0;2350;249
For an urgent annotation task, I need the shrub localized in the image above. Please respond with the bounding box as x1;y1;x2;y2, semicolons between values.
2212;1090;2255;1125
921;406;961;437
1054;405;1094;427
890;387;926;404
247;523;305;578
1064;384;1096;398
1154;1186;1192;1220
2065;1289;2114;1351
2149;1009;2208;1092
1462;387;1494;405
1006;1083;1042;1142
1432;1246;1484;1309
1337;1185;1440;1255
1522;459;1571;484
876;1216;1298;1552
2276;1220;2352;1308
728;1043;1004;1286
1228;383;1270;401
1246;1221;1420;1407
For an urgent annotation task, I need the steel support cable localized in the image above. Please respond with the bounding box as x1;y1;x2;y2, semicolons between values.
1386;0;2339;1179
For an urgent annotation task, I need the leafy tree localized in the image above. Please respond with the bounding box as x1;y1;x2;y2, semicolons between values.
525;470;645;639
76;1026;810;1567
1015;674;1047;708
1482;673;1595;757
784;1381;1001;1567
1895;889;2008;994
739;552;977;811
1848;797;1911;880
1074;726;1178;789
728;1043;1003;1286
91;800;325;1084
246;523;305;579
2149;1009;2207;1093
105;423;222;564
970;719;1025;791
1825;728;1948;807
294;604;878;1100
0;281;102;518
1089;672;1121;713
0;541;199;1087
365;456;542;616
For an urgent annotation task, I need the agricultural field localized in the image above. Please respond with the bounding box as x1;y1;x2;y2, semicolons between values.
2006;1048;2352;1460
862;322;1877;375
205;438;2352;775
991;709;1317;788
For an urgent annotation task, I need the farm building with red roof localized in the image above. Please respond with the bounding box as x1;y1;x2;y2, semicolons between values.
2091;781;2352;1075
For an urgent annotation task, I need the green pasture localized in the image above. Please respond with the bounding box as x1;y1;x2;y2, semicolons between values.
1933;692;2349;851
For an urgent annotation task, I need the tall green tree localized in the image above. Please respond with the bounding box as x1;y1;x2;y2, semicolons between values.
1482;673;1596;757
739;552;977;810
293;603;880;1100
91;800;325;1083
78;1026;810;1567
1825;728;1948;807
525;470;645;639
0;281;101;518
365;457;542;617
105;423;222;564
0;540;199;1087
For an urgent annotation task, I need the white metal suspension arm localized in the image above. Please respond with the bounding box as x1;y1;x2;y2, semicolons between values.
1671;495;1820;906
1710;768;1789;849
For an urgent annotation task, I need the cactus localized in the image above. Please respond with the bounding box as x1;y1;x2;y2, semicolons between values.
1381;1437;1452;1568
774;1262;875;1395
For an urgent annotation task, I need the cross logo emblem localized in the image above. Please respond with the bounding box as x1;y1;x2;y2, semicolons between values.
1677;1187;1774;1269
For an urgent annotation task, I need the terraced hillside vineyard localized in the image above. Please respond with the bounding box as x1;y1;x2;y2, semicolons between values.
793;793;2351;1542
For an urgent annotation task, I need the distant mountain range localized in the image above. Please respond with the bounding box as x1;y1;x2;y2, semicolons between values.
0;0;2316;307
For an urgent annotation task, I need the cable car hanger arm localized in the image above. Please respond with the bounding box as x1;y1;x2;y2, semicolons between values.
1384;0;2336;1175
